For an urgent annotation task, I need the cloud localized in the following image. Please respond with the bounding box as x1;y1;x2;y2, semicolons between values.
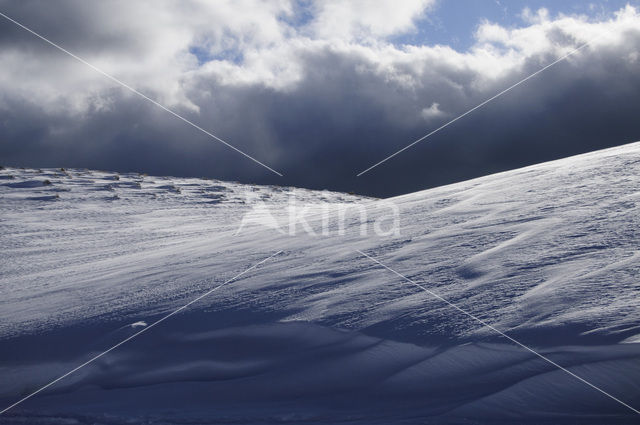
308;0;435;41
0;1;639;197
421;102;447;121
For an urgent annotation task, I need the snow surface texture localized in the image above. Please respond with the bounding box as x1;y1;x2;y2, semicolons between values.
1;142;640;424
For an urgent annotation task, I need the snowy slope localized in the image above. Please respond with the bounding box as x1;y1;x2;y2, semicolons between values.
1;142;640;424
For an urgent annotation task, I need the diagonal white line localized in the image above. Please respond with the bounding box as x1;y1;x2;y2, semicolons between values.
356;249;640;415
0;250;283;415
357;31;609;177
0;11;283;177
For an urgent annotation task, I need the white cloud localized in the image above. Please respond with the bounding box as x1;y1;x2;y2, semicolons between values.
1;1;639;149
421;102;446;121
520;7;550;25
307;0;435;42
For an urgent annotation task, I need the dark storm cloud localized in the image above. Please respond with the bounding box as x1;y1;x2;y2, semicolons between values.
0;1;150;55
178;34;640;196
1;1;639;197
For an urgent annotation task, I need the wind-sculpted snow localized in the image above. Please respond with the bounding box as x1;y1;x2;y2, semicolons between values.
1;142;640;423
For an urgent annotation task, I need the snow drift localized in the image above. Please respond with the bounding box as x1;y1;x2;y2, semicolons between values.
1;142;640;424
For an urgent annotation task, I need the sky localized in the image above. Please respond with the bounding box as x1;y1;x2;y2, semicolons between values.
0;0;639;197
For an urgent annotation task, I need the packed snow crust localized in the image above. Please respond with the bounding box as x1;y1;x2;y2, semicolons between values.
1;142;640;424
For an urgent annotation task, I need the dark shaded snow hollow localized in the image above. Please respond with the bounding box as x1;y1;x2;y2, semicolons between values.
1;142;640;424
